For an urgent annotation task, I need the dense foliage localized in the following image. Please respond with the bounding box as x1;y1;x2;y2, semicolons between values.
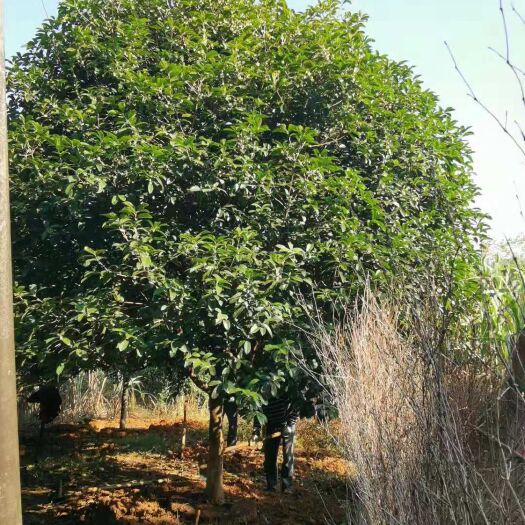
473;250;525;358
10;0;484;409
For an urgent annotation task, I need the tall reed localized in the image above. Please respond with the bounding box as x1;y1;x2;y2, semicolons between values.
310;287;525;524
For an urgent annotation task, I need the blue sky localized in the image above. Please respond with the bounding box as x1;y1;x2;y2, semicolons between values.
7;0;525;240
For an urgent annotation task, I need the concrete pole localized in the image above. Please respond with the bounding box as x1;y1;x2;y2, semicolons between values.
0;0;23;521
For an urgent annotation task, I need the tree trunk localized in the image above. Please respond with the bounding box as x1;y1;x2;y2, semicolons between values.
206;396;225;504
180;395;188;454
119;376;130;430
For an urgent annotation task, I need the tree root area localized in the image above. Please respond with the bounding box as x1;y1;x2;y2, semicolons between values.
20;417;348;524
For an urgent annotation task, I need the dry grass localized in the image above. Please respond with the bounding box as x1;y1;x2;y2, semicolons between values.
296;417;342;457
310;289;525;524
150;389;208;422
18;371;210;430
58;370;121;422
18;371;120;431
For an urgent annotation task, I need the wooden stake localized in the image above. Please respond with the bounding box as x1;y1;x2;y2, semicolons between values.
119;374;130;430
181;395;188;452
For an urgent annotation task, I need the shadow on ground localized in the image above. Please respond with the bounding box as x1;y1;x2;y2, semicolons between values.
20;417;348;524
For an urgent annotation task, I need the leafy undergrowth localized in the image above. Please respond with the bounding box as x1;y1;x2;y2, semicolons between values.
20;417;350;524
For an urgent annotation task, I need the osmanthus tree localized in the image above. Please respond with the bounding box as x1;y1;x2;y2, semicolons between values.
10;0;485;503
13;203;181;429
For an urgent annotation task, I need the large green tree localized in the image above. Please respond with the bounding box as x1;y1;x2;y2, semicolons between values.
10;0;484;503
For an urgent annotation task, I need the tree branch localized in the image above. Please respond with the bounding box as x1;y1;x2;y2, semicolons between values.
445;40;525;158
189;369;209;393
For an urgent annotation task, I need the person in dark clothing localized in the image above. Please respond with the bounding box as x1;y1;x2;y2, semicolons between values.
224;398;238;447
253;396;299;493
27;385;62;438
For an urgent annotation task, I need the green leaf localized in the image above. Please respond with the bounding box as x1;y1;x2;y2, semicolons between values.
117;340;129;351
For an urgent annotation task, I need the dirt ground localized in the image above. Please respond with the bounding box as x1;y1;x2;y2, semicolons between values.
20;416;349;524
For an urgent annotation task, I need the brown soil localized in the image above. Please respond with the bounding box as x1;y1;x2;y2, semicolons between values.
20;417;348;524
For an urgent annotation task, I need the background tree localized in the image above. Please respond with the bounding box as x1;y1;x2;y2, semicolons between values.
10;0;485;503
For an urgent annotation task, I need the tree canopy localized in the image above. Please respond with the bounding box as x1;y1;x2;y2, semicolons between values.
10;0;484;425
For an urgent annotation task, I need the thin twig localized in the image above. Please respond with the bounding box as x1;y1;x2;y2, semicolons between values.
40;0;49;17
500;0;510;61
489;46;525;77
445;41;525;158
511;3;525;25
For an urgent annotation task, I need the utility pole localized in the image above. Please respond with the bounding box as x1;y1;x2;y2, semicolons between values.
0;0;23;521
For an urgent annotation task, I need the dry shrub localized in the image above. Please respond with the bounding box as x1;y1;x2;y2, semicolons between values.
296;417;342;456
58;370;120;422
18;370;120;430
311;289;525;524
312;294;432;524
168;390;208;422
58;371;209;424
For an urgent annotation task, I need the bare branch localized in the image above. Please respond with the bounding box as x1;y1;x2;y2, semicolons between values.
493;1;525;111
445;41;525;158
488;46;525;118
515;119;525;142
500;0;511;61
511;3;525;25
512;180;525;224
488;46;525;77
40;0;49;17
